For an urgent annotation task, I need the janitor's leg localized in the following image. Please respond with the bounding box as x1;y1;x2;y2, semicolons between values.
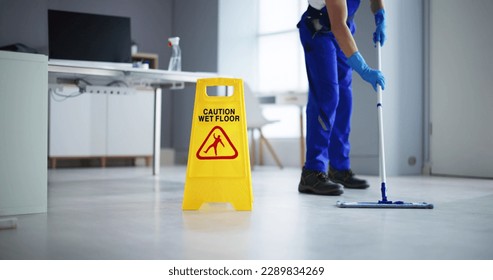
297;14;343;196
328;47;353;171
302;32;340;173
327;46;369;189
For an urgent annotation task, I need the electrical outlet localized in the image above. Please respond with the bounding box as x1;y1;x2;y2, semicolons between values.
85;86;135;95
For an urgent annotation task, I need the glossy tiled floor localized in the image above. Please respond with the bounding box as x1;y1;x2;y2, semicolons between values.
1;166;492;260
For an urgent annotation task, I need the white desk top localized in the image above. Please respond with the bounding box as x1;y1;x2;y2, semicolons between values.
48;59;217;87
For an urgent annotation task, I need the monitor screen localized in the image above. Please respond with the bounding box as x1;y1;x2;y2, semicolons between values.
48;10;131;63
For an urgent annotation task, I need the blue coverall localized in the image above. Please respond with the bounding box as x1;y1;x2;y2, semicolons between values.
298;0;361;173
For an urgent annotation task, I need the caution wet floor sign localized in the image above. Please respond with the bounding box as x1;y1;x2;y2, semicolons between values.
182;78;253;210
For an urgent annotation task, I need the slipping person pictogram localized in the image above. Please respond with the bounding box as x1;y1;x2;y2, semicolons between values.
204;133;224;156
196;126;238;160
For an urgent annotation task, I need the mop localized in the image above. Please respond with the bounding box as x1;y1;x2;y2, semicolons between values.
336;44;433;209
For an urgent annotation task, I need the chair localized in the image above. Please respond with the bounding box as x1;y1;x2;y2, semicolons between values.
243;83;283;169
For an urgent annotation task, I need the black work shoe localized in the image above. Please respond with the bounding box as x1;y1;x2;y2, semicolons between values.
328;167;370;189
298;168;344;196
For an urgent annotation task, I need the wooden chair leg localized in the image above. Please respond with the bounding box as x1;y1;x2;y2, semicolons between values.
258;128;264;165
259;129;283;169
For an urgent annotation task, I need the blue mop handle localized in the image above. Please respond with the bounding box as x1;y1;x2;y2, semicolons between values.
376;43;388;202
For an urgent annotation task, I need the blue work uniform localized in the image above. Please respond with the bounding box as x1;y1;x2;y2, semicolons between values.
298;0;361;173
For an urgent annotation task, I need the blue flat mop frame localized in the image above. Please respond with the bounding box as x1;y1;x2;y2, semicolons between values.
336;44;433;209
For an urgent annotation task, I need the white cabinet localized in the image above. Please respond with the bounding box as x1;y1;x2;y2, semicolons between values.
107;92;154;156
49;88;107;157
0;51;48;216
49;88;154;165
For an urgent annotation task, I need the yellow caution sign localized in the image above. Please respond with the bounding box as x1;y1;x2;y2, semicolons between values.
183;78;253;211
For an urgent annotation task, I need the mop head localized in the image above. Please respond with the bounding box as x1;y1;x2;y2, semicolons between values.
336;200;434;209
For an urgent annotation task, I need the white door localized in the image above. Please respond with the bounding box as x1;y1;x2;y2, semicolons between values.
430;0;493;178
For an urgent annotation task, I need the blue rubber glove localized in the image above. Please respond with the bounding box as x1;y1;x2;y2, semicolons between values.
347;51;385;91
373;9;386;46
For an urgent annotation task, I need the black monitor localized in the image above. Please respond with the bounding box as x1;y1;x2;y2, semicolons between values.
48;10;131;63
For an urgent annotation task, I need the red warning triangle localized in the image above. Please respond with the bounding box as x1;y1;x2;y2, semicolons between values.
196;126;238;160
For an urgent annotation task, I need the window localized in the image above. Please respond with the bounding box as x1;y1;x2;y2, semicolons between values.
257;0;307;138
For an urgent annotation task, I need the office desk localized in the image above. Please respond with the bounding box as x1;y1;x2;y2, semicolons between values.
48;60;216;175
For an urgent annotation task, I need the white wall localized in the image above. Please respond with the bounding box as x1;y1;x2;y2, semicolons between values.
377;0;424;175
345;0;424;176
218;0;258;87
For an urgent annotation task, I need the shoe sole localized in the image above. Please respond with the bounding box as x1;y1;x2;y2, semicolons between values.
345;185;370;189
330;179;369;189
298;184;344;196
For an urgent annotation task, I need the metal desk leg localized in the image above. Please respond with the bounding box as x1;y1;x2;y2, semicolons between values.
153;87;162;176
